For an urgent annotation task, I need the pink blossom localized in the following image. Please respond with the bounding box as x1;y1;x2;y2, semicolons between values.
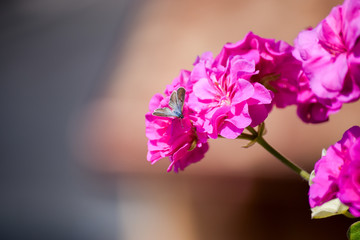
190;52;273;139
309;126;360;217
338;136;360;217
146;71;208;172
215;32;301;108
294;0;360;104
296;73;342;123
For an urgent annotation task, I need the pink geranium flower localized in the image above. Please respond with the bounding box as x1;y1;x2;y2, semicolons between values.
294;0;360;104
145;70;208;172
338;135;360;217
215;32;301;109
296;73;342;123
309;126;360;217
190;52;273;139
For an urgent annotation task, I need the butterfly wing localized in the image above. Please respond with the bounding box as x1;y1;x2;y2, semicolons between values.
152;107;178;117
153;87;186;118
168;89;178;111
176;87;185;112
168;87;185;115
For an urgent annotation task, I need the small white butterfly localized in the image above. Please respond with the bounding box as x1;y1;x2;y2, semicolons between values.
152;87;186;119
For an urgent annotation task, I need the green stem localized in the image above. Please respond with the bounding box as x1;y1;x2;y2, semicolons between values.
246;126;258;135
256;135;310;181
243;126;310;181
236;133;254;140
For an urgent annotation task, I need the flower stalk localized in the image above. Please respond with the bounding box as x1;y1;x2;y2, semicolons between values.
238;125;310;181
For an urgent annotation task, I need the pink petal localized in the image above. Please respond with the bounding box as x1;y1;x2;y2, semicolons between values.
343;0;360;50
232;79;254;104
193;77;217;100
248;82;273;104
308;53;348;98
229;58;256;84
219;122;244;139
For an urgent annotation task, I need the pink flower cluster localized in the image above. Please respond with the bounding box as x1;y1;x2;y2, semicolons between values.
189;51;272;139
294;0;360;122
309;126;360;217
145;70;209;172
146;0;360;172
146;32;302;171
215;32;301;109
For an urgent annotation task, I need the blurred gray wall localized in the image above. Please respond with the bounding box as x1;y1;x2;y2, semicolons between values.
0;0;136;239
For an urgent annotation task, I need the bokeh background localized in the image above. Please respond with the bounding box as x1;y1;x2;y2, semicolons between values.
1;0;359;239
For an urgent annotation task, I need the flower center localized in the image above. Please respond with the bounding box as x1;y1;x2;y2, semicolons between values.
211;79;232;107
219;95;231;106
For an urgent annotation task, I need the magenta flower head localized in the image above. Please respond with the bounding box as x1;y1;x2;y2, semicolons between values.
214;32;302;109
145;70;209;172
189;51;273;139
296;73;342;123
294;0;360;104
309;126;360;217
338;131;360;217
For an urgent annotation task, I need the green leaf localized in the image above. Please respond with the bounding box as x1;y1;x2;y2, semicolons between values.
347;221;360;240
242;138;257;148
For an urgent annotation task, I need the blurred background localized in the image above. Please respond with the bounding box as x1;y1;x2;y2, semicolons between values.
1;0;359;239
